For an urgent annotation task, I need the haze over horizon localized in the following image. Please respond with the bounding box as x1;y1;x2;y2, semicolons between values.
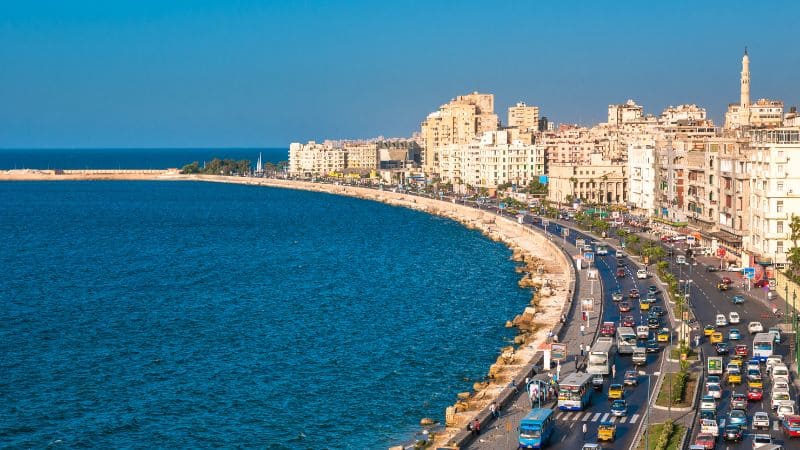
1;0;799;148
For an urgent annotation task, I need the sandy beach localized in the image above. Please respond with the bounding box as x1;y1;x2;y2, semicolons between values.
2;171;573;447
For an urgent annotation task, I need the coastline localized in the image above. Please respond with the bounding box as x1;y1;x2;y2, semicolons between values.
2;171;573;447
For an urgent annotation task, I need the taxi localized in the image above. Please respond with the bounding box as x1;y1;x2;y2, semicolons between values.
748;375;763;389
710;332;724;344
657;328;670;342
640;299;651;311
704;325;715;336
608;384;624;400
727;367;742;385
597;422;617;441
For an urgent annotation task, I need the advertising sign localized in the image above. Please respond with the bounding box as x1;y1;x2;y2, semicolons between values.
561;227;569;237
551;343;567;361
581;297;594;312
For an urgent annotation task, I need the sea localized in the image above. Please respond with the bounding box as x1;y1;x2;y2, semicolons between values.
0;149;530;449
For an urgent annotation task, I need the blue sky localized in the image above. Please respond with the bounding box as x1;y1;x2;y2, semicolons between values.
1;0;798;148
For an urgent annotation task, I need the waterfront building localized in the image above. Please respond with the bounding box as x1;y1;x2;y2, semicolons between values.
289;141;347;176
343;142;379;171
547;153;627;206
420;92;499;175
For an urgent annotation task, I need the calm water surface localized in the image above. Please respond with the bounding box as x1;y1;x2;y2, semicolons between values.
0;181;528;448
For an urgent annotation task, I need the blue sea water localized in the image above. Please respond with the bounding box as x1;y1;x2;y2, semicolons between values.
0;148;286;170
0;180;529;448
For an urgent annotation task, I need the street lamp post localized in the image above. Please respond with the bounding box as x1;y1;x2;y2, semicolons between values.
794;292;799;371
786;284;790;327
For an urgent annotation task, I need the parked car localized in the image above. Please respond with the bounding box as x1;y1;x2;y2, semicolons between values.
732;295;744;305
749;321;765;334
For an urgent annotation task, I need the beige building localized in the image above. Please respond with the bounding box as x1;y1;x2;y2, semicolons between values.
711;137;752;251
419;92;499;174
547;153;627;205
608;99;644;126
507;102;540;132
659;104;707;125
342;142;379;170
289;141;347;176
725;49;784;130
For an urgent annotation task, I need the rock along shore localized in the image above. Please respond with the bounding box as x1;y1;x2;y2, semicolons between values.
1;171;573;448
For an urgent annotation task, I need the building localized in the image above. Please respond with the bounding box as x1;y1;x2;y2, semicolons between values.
659;104;707;126
627;138;657;214
419;92;499;174
745;128;800;268
289;141;346;176
710;137;752;253
343;142;379;171
507;102;540;132
608;100;644;126
725;49;784;130
547;153;627;206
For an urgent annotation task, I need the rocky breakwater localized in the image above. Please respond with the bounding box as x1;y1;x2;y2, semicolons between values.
188;176;573;448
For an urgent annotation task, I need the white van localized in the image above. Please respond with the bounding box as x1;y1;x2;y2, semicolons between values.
632;347;647;365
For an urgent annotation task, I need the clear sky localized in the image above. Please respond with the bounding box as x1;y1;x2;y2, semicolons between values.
1;0;798;148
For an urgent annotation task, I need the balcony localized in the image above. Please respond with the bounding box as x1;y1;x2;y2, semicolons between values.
765;211;788;220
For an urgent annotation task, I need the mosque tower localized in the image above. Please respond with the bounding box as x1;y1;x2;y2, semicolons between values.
740;47;751;126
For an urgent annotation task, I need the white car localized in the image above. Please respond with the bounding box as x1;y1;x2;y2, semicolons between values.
752;434;773;449
716;314;728;327
766;355;783;374
748;321;764;334
778;403;795;420
728;311;740;324
772;364;790;383
707;384;721;399
636;269;648;279
700;418;719;436
773;380;790;392
771;391;791;410
753;411;770;429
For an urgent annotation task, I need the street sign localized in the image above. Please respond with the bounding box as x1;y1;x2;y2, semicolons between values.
562;227;569;237
717;248;727;257
584;252;595;262
682;311;689;321
576;238;586;248
743;267;756;279
551;343;567;361
581;297;594;312
542;219;550;227
587;269;599;280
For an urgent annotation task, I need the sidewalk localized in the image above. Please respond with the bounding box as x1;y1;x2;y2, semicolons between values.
467;225;604;449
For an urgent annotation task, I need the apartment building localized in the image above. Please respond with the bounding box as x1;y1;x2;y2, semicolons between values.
627;138;657;214
507;102;540;132
547;153;627;206
289;141;346;176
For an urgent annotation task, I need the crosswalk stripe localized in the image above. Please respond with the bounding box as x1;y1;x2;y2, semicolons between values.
565;412;576;420
582;412;593;421
592;413;602;422
609;416;617;423
630;414;639;424
601;413;610;422
619;416;628;423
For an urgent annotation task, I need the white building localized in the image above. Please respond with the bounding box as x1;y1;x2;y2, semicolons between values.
288;141;346;176
627;139;657;213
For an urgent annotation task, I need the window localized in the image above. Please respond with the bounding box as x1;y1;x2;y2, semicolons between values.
777;241;784;254
777;201;784;213
778;221;784;234
778;181;784;192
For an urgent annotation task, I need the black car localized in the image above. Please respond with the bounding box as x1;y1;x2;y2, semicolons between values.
647;285;658;295
647;317;660;329
645;340;660;353
723;425;743;442
699;410;716;423
650;306;665;317
715;342;730;355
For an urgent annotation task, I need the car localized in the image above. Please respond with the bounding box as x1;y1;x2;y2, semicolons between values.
647;317;660;329
728;409;747;426
716;314;728;327
773;380;790;392
597;422;616;441
636;269;647;279
748;321;764;334
778;403;796;420
694;433;716;450
621;315;636;327
722;424;743;442
700;417;719;436
710;332;724;344
704;325;716;336
754;278;770;288
706;265;720;272
717;282;729;291
735;344;748;356
781;414;800;437
676;255;686;264
699;409;716;423
648;285;658;295
636;325;650;340
753;411;771;429
732;295;744;305
707;384;722;399
628;288;640;299
752;433;773;449
715;342;729;355
722;276;734;285
651;306;665;317
766;355;783;374
645;292;657;302
731;393;747;409
747;359;761;372
728;311;740;324
640;299;651;311
769;326;782;343
660;235;672;242
624;370;638;386
612;291;623;302
608;384;624;400
727;367;742;384
749;378;764;389
646;340;660;353
657;328;670;342
772;364;790;383
748;387;763;401
611;399;627;416
618;301;631;312
700;396;717;411
772;391;792;410
616;268;626;278
705;375;721;389
729;328;741;340
591;373;604;390
600;322;616;337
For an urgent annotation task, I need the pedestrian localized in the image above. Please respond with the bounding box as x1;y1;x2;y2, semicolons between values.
582;422;587;438
525;376;531;388
580;343;585;357
509;379;518;393
472;419;481;436
580;324;585;336
489;401;499;419
612;364;616;379
553;334;559;343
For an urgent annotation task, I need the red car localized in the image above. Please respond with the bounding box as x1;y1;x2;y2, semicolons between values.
621;315;635;327
721;277;734;285
782;414;800;437
747;387;763;401
600;322;616;337
695;433;715;449
754;279;770;288
619;301;632;313
735;344;748;356
629;289;640;299
616;268;625;278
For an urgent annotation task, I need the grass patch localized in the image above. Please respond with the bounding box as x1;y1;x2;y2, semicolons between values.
655;372;696;407
636;423;686;450
669;347;699;360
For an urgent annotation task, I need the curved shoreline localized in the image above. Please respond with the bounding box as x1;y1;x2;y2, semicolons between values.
1;172;574;447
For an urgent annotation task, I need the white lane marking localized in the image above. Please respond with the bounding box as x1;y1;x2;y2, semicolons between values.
619;416;628;423
601;413;610;422
609;416;617;423
582;412;593;421
592;413;602;422
630;414;639;424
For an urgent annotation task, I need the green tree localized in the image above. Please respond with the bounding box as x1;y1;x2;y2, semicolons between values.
181;161;201;174
788;213;800;276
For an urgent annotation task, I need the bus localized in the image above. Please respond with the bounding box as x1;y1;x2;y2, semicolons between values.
616;327;637;355
557;372;593;411
518;408;555;449
753;333;774;361
596;243;609;255
587;339;614;375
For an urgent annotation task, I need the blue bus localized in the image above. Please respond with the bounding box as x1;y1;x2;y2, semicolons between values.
752;332;774;361
518;408;555;449
557;372;593;411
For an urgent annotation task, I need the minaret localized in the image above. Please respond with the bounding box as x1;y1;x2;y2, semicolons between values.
740;47;751;126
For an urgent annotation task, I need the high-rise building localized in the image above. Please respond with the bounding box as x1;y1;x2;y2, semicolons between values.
507;102;540;132
608;100;644;126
